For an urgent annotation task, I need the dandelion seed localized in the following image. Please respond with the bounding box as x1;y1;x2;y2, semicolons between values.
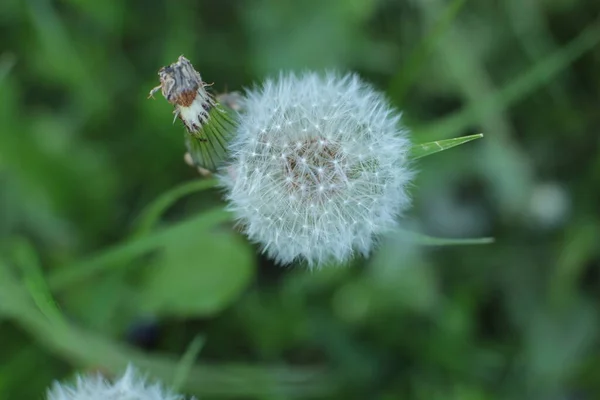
219;72;413;267
46;365;192;400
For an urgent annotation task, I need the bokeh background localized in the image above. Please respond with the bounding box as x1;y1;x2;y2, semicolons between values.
1;0;600;399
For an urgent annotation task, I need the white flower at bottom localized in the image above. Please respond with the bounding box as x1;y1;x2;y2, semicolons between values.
46;365;189;400
220;72;413;267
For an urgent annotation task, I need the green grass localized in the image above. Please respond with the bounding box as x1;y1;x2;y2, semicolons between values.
1;0;600;399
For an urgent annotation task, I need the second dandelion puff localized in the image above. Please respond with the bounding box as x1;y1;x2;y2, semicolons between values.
46;365;192;400
220;72;413;267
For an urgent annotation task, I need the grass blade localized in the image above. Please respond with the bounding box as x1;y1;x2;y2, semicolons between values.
4;299;334;398
409;133;483;160
415;18;600;141
0;53;16;84
10;238;66;326
399;229;494;245
389;0;467;104
48;208;232;292
173;335;205;391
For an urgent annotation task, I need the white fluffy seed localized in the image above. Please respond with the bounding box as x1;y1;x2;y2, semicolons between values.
219;72;414;268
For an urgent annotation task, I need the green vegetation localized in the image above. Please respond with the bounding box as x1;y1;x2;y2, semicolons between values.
1;0;599;398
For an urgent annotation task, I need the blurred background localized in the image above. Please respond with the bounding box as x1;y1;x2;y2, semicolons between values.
1;0;600;399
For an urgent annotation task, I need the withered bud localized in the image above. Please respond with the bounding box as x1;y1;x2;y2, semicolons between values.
149;55;237;172
149;55;215;136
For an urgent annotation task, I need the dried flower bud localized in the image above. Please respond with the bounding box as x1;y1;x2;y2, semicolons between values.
150;55;236;172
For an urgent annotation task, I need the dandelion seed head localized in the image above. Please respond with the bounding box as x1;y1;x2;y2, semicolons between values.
46;365;190;400
220;71;413;267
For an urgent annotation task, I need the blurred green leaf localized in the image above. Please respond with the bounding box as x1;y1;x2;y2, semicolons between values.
417;18;600;141
399;229;494;245
0;53;16;84
173;335;205;391
0;344;60;400
139;222;254;317
389;0;466;103
0;259;17;317
9;238;66;326
550;221;599;305
48;208;233;292
134;178;218;237
409;134;483;160
3;289;333;398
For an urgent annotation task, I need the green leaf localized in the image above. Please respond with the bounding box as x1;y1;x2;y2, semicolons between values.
139;219;254;318
0;259;21;317
59;272;131;335
409;134;483;160
0;53;16;84
133;178;218;237
48;208;233;292
399;229;494;246
9;238;66;326
389;0;467;104
3;275;335;398
415;19;600;141
173;335;205;391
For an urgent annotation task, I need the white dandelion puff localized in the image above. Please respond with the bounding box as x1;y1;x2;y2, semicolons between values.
219;71;414;268
46;365;191;400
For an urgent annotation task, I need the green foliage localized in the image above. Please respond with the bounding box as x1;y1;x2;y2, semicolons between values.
173;335;205;392
1;0;600;399
133;178;219;237
398;229;494;246
139;221;255;317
